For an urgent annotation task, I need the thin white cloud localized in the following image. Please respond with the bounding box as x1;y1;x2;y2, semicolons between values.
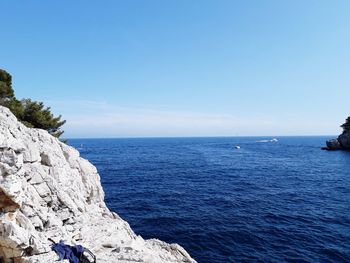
44;100;341;138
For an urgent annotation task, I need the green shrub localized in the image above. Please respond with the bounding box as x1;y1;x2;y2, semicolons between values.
0;69;66;138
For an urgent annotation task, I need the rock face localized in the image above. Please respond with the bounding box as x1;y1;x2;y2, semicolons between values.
325;139;342;150
337;132;350;149
0;106;196;263
324;132;350;151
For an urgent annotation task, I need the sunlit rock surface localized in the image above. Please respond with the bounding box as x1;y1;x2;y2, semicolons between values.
0;106;195;263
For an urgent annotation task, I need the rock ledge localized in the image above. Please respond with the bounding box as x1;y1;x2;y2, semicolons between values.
323;132;350;151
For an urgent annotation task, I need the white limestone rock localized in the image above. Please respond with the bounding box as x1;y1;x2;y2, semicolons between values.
0;106;196;263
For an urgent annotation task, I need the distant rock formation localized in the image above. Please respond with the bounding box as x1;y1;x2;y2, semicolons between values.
0;106;196;263
323;120;350;151
337;132;350;149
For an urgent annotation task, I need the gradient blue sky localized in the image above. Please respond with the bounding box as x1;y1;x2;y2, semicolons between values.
1;0;349;137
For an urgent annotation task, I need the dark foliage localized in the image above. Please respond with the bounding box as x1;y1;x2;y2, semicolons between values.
341;117;350;133
0;69;14;100
0;69;65;138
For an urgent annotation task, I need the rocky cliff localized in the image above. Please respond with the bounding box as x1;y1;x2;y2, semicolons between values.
324;132;350;151
0;106;196;263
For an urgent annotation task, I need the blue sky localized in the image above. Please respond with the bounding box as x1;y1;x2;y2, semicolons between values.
1;0;349;137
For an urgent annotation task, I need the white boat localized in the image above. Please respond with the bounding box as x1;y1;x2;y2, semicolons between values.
234;145;241;149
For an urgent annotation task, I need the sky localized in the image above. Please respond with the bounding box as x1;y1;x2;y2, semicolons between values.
1;0;350;138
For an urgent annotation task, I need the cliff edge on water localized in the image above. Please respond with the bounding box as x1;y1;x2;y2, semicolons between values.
0;106;196;263
323;117;350;151
324;133;350;151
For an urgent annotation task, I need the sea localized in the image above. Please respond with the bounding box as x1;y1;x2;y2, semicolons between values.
69;137;350;263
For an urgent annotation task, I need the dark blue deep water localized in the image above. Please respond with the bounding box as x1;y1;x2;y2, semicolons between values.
69;137;350;262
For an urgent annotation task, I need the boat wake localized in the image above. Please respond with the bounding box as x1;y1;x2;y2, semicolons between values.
256;138;278;143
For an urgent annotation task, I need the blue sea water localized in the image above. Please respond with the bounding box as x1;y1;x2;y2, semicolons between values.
69;137;350;263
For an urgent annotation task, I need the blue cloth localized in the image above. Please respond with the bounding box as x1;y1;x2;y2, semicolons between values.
51;240;85;263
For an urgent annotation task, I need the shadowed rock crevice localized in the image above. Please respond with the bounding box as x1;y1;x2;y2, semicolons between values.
0;189;19;212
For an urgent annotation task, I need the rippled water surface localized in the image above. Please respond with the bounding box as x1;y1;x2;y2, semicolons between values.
69;137;350;262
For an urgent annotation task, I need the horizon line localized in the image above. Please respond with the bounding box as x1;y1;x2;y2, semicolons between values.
63;134;337;140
